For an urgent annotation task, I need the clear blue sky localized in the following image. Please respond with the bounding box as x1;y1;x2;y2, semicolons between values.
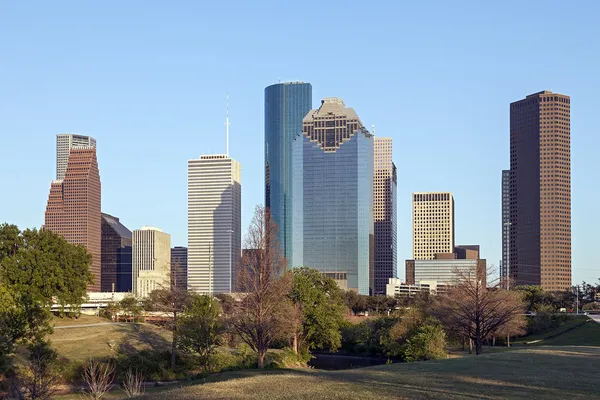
1;1;598;285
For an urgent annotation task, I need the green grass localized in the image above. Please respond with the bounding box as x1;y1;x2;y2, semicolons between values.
514;316;600;346
49;321;172;363
133;347;600;400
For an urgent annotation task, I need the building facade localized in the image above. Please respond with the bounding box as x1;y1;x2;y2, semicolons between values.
291;97;374;295
373;137;397;294
509;91;571;291
264;82;312;263
170;246;188;290
406;258;486;286
188;155;241;294
45;146;101;292
132;227;171;298
412;192;454;260
56;134;96;181
501;170;510;285
101;213;132;292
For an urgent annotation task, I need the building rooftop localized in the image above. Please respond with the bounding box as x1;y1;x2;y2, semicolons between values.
101;213;132;239
139;226;163;232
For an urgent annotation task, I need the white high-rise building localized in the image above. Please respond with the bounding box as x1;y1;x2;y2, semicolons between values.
412;192;454;260
188;155;241;293
132;226;171;298
56;134;97;181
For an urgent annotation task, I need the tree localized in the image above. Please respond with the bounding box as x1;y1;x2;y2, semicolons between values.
289;267;345;354
12;340;59;400
119;296;142;323
343;291;368;315
178;294;224;374
229;206;295;368
81;358;114;400
143;282;190;371
403;324;447;362
432;267;526;355
516;285;546;312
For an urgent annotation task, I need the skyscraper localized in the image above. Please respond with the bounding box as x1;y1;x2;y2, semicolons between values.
501;170;510;285
56;134;96;180
509;91;571;291
292;97;374;295
132;226;171;298
264;82;312;264
45;146;101;291
101;213;132;292
188;155;241;293
171;246;188;290
412;192;454;260
373;137;397;295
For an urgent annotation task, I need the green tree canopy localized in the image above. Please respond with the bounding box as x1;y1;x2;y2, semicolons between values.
290;267;346;354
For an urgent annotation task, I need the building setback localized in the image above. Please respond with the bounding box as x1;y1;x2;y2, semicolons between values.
56;134;96;181
45;146;101;292
412;192;454;260
292;97;374;295
132;227;171;298
171;246;188;290
264;82;312;263
373;138;397;295
509;91;571;291
188;155;241;294
101;213;132;292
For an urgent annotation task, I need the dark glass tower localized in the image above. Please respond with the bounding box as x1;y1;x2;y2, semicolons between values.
100;213;132;292
264;82;312;262
292;98;374;294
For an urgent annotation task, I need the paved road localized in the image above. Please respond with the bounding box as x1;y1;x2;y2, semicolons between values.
54;322;129;329
589;314;600;324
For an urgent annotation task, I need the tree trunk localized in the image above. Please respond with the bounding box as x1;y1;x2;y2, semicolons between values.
493;336;496;347
507;335;510;347
258;349;266;369
468;338;473;354
462;336;465;351
293;333;299;355
171;312;177;370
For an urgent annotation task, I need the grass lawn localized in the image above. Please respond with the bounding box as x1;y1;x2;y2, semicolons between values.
513;316;600;346
135;346;600;400
51;314;107;327
49;321;172;363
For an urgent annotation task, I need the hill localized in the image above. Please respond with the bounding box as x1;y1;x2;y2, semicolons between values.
140;346;600;400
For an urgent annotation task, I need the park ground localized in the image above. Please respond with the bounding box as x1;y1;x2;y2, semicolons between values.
52;315;600;400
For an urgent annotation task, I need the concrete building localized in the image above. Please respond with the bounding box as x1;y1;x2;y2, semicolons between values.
264;82;312;263
373;137;397;295
56;134;96;180
405;257;486;286
385;278;449;297
45;146;101;292
412;192;454;260
188;155;241;294
501;170;510;285
509;91;571;291
101;213;132;293
170;246;188;290
132;227;171;298
292;97;374;295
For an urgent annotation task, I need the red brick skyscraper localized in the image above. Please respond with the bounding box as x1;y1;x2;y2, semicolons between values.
45;147;101;291
509;91;571;291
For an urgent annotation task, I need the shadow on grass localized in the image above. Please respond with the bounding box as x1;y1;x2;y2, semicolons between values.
115;323;172;355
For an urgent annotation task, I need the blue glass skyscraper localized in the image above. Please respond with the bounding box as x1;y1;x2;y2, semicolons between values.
264;82;312;263
292;98;374;295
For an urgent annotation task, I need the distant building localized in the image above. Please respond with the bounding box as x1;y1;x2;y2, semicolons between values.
412;192;454;260
264;82;312;262
509;91;571;291
385;278;449;297
501;170;510;284
132;227;171;298
56;134;96;181
170;246;188;290
405;255;486;287
188;154;241;294
291;97;374;295
373;137;397;295
101;213;132;292
45;145;101;292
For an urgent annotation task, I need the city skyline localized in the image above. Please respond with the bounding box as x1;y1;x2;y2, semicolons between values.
1;2;598;284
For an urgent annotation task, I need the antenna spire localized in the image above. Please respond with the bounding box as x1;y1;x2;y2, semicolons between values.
225;94;230;156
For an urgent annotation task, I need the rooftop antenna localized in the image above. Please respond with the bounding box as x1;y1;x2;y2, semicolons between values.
225;94;230;156
372;124;376;135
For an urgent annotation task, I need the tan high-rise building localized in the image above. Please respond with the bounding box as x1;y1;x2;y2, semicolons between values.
373;138;397;295
412;192;454;260
132;227;171;298
509;91;571;291
45;147;101;292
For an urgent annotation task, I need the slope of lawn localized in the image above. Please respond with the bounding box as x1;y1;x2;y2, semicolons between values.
139;346;600;400
514;316;600;346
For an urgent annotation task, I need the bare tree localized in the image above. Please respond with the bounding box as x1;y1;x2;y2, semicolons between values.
120;368;144;398
432;266;526;355
81;358;114;400
12;341;58;400
229;206;296;368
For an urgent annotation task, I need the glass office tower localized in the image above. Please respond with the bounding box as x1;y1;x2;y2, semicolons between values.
264;82;312;265
292;98;374;295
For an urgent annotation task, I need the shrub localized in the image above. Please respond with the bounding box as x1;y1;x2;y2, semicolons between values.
582;302;600;311
403;324;447;362
270;347;312;368
527;313;570;335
